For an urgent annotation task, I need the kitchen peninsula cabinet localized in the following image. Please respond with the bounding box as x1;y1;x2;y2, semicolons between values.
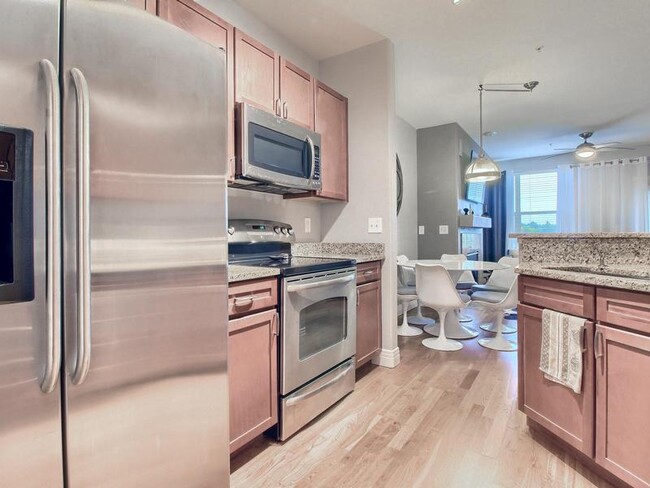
158;0;236;177
356;261;382;368
518;275;650;488
228;277;279;453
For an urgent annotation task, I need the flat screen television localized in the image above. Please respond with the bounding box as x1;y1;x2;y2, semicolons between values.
465;181;486;204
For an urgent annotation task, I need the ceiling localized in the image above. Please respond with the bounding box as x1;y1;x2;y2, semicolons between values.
235;0;650;161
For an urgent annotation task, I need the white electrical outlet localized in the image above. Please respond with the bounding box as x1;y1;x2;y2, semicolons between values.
439;225;449;235
368;217;383;234
418;225;425;235
304;217;311;233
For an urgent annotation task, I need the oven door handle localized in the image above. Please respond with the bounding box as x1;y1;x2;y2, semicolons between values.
287;274;355;293
285;361;354;406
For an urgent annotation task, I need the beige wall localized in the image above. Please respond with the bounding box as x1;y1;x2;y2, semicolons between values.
195;0;322;235
396;117;418;259
318;40;400;367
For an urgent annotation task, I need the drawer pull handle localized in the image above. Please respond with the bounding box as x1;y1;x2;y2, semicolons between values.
580;325;587;353
234;295;260;306
363;270;374;276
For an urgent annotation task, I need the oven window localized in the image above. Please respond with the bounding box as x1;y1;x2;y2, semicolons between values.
248;122;308;178
299;297;348;360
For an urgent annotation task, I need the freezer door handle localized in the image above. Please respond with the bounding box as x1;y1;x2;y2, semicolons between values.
40;59;62;394
70;68;92;386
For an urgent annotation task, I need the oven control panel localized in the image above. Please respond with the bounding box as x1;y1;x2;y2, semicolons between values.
228;219;295;243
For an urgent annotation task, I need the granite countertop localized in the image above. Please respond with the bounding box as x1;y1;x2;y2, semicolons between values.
228;265;280;283
516;264;650;293
291;242;385;264
510;232;650;239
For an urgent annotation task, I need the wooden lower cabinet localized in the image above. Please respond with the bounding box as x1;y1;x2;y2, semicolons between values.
228;308;278;453
595;324;650;488
518;304;595;456
519;275;650;488
356;263;382;368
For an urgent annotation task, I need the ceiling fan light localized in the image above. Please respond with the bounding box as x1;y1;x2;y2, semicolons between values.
575;143;596;159
465;154;501;182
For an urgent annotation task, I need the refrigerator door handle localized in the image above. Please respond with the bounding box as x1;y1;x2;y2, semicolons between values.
70;68;92;386
40;59;62;394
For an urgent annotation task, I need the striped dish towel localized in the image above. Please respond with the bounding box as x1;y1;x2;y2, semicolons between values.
539;309;585;394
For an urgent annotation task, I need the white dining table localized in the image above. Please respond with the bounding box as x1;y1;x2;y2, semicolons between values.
403;259;510;340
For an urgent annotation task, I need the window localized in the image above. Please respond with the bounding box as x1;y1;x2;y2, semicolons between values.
514;171;558;233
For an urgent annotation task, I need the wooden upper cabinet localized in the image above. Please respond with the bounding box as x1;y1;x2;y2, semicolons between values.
279;58;314;130
314;81;348;201
595;324;650;488
158;0;235;177
234;29;279;115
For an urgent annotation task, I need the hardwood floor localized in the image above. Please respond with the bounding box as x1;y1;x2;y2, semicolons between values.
230;308;614;488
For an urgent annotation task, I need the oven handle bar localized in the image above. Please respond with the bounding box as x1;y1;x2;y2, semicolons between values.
286;274;355;293
285;361;354;406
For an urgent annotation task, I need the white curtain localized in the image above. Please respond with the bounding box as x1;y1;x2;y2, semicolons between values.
557;157;649;233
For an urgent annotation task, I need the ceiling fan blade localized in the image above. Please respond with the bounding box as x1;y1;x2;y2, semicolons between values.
594;142;623;148
541;152;571;160
553;148;575;151
597;146;636;152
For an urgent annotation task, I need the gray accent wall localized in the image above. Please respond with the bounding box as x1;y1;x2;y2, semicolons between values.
417;123;484;259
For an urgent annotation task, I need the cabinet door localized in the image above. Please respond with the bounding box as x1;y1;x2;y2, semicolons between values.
314;81;348;201
229;309;278;453
518;304;595;456
356;280;382;368
279;58;314;130
159;0;236;178
595;324;650;488
234;29;279;114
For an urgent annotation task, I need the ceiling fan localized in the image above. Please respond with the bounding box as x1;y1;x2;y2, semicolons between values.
547;132;635;160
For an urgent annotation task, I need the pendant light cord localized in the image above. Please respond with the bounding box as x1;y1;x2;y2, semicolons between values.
478;85;484;157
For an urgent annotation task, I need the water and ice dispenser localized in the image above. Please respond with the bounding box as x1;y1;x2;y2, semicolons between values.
0;125;34;303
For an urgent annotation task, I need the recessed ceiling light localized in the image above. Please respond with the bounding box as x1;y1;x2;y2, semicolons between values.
452;0;463;5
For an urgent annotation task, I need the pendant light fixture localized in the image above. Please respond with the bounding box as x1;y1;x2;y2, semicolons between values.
465;81;540;183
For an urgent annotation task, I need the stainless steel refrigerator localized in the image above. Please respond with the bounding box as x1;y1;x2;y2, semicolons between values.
0;1;229;486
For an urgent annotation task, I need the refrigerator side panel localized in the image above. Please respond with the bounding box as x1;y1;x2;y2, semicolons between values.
61;1;229;486
0;1;64;487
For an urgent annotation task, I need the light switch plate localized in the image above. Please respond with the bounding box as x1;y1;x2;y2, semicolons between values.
368;217;383;234
439;225;449;235
304;217;311;233
418;226;425;235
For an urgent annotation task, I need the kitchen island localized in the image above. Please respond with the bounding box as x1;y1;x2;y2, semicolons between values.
513;233;650;488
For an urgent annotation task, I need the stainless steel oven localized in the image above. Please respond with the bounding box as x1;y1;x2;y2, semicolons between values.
279;267;357;439
233;102;321;194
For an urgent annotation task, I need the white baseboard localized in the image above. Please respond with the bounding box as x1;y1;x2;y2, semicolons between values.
371;347;401;368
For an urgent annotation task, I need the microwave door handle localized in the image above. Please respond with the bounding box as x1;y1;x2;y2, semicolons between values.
306;135;315;186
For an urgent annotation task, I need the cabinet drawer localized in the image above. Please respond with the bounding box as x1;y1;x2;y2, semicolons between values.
228;277;277;318
519;275;595;319
356;261;381;285
597;288;650;335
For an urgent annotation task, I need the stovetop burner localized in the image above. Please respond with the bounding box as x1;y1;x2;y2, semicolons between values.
228;219;356;277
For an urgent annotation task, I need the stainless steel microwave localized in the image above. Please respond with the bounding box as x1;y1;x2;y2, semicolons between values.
233;102;321;194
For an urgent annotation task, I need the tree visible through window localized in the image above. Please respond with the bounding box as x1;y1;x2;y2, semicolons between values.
514;171;558;233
